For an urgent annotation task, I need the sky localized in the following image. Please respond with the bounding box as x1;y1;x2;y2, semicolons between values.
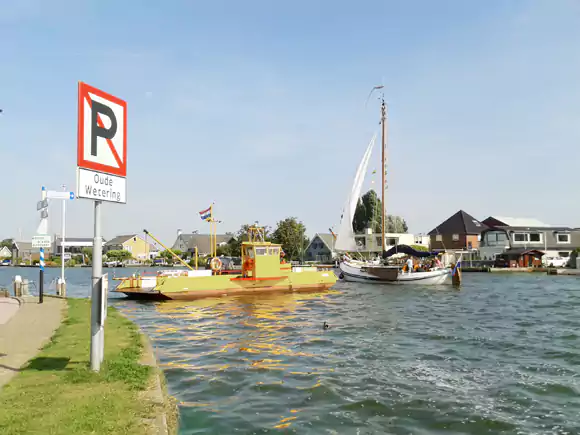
1;0;580;244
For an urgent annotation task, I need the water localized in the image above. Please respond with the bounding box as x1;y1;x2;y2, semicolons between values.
2;267;580;434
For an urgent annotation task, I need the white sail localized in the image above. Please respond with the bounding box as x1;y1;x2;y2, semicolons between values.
334;133;376;251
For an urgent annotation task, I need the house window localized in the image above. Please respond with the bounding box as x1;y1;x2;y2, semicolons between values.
557;233;570;244
513;233;527;242
513;232;542;243
559;251;570;257
436;235;442;242
386;238;398;246
376;237;382;246
452;234;459;241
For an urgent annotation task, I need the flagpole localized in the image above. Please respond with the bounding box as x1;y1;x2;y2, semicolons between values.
209;204;215;257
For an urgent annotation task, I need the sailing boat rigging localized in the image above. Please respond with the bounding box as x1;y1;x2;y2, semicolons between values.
337;91;455;285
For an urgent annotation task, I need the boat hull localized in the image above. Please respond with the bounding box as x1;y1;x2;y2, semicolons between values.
340;261;451;285
114;269;337;301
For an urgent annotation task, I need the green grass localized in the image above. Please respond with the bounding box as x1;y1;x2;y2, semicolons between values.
0;299;157;435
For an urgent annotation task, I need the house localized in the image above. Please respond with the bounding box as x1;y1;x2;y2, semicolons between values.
428;210;488;252
0;246;11;258
171;230;197;252
185;234;233;256
479;216;580;265
104;235;158;261
11;241;51;263
305;233;337;263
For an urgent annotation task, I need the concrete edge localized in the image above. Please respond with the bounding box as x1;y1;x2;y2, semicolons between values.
10;297;23;306
117;311;178;435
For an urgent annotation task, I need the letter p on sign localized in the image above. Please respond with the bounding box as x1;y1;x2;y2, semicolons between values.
77;82;127;177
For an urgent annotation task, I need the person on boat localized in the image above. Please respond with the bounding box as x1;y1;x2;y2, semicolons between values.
406;257;413;274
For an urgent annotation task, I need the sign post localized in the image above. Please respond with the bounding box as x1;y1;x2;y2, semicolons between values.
77;81;127;372
46;189;75;296
34;188;50;304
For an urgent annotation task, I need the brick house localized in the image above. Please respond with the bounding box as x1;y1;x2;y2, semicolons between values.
428;210;488;251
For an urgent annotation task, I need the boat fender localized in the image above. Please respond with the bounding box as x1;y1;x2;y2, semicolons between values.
210;257;223;271
338;272;344;280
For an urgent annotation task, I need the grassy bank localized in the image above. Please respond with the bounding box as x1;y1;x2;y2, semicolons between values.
0;299;167;435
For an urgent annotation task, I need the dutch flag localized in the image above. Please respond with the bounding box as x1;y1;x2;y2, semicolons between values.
199;207;211;221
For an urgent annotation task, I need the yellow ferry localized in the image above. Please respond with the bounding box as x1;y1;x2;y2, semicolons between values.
113;227;337;300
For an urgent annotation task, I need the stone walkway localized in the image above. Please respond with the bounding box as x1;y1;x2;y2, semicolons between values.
0;296;65;388
0;299;20;325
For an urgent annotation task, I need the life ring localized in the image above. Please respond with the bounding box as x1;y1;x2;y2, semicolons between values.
210;257;223;271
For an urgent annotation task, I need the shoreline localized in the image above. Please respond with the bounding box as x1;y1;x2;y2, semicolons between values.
0;297;178;434
121;312;179;434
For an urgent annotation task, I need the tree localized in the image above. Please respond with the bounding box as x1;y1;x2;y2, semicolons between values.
353;189;408;234
271;217;309;262
160;249;183;263
82;247;92;264
106;249;132;262
0;238;13;249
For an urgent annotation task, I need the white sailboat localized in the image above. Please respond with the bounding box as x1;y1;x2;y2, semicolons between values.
336;93;455;285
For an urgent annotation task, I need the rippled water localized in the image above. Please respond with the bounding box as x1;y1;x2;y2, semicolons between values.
2;268;580;434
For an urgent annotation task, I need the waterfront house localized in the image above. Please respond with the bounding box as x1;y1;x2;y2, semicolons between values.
305;233;337;263
428;210;488;252
185;234;232;256
104;235;158;261
11;241;50;263
479;216;580;266
0;246;11;258
171;230;197;252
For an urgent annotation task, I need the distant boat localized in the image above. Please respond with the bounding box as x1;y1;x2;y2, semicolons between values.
336;94;455;285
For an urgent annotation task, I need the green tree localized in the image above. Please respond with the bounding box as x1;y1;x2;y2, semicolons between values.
106;250;132;262
82;247;92;264
271;217;309;262
0;238;13;249
160;249;183;263
353;190;408;234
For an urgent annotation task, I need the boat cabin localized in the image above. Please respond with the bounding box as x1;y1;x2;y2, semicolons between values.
240;226;288;279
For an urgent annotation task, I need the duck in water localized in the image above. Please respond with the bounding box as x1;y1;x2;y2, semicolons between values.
323;322;329;330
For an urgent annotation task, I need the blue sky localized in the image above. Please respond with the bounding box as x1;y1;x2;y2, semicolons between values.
1;0;579;244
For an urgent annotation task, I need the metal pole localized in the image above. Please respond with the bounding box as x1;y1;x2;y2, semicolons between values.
39;248;44;304
61;185;66;295
39;185;47;304
90;200;103;371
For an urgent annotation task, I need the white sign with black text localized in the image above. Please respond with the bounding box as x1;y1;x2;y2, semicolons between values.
32;235;52;248
77;168;126;204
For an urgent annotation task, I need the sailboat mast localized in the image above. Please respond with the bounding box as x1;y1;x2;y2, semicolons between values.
381;97;386;252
